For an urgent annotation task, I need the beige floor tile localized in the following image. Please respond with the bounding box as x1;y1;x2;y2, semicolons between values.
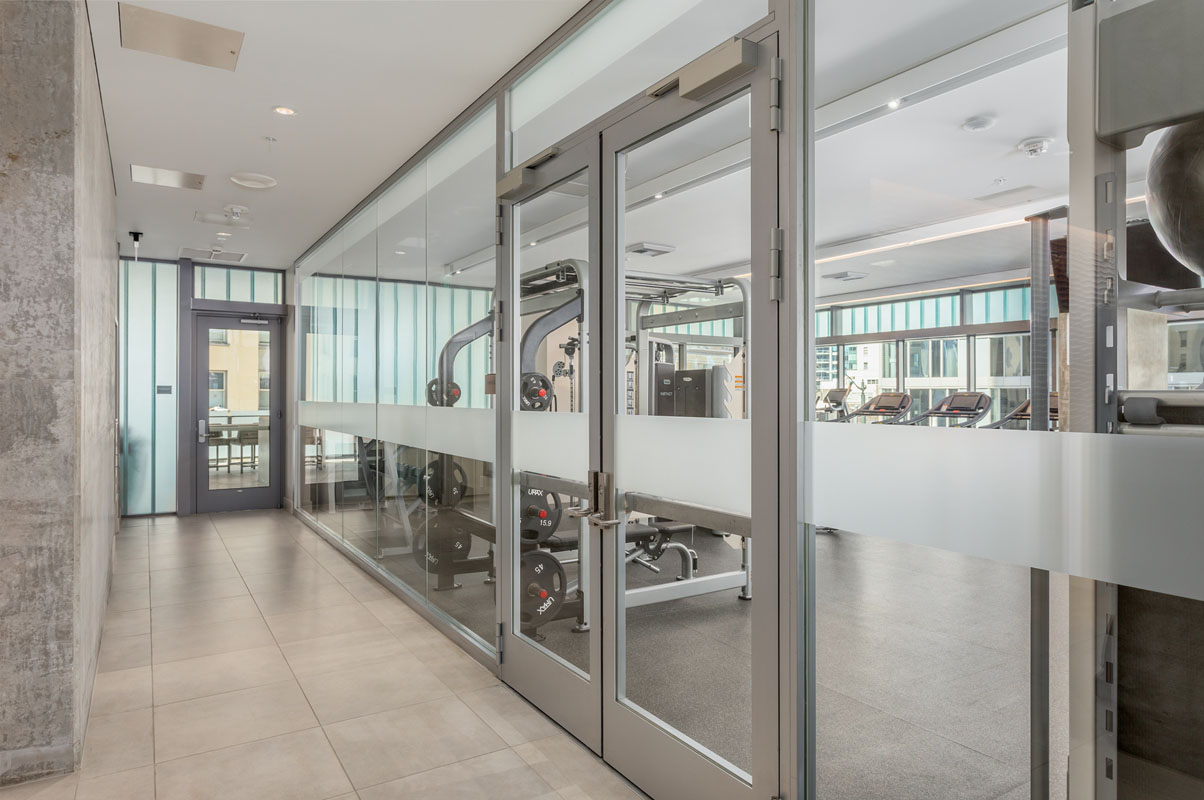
232;549;322;576
107;587;149;612
148;549;234;571
361;598;424;629
80;708;153;779
459;684;560;746
408;639;498;693
516;735;644;800
265;602;386;645
154;680;318;762
357;749;557;800
296;651;452;724
150;576;250;608
89;666;152;716
150;561;242;586
154;728;352;800
324;696;506;788
147;534;226;554
102;608;149;638
0;774;77;799
96;633;151;673
241;566;340;596
339;574;394;602
113;542;149;559
75;765;154;800
150;594;262;633
111;557;149;576
152;645;293;705
152;617;275;664
111;571;149;591
252;582;357;616
280;627;408;678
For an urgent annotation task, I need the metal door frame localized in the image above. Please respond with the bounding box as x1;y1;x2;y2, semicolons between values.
597;33;781;800
193;314;286;513
497;137;605;751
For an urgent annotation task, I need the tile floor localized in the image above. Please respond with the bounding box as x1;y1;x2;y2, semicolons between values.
1;510;644;800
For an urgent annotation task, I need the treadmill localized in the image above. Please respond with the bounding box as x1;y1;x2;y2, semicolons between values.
836;391;913;424
817;387;851;419
902;391;992;427
983;392;1059;430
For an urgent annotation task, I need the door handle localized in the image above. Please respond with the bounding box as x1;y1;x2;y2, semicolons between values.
197;418;208;443
567;505;596;518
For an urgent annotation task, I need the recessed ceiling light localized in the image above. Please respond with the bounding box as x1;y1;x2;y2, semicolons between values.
529;240;539;247
394;249;405;256
886;98;902;110
230;172;277;189
272;106;296;116
653;193;664;200
215;231;232;238
870;259;895;267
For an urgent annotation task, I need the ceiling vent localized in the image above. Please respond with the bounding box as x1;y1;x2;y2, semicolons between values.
119;4;244;71
180;247;247;264
194;210;252;229
131;165;204;190
822;270;869;282
973;185;1044;206
626;242;676;257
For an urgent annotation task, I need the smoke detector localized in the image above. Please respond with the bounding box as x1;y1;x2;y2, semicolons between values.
1018;137;1055;158
223;204;250;220
626;242;676;257
962;115;996;133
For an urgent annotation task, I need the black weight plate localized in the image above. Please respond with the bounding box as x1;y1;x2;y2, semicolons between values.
418;459;467;507
426;378;463;407
519;550;566;627
519;372;553;412
412;522;470;575
519;487;563;543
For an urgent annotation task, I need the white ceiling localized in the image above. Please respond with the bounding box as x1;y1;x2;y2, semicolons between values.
90;0;583;268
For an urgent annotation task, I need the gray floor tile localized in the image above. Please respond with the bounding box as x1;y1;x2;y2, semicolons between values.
280;627;409;678
96;633;151;673
459;685;561;747
295;651;452;724
152;617;275;664
89;666;152;716
80;708;153;779
264;602;387;645
150;594;262;632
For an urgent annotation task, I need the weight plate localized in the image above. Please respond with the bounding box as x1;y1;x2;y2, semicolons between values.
519;372;554;412
412;518;471;575
417;458;468;507
519;550;566;627
520;487;563;544
426;378;463;407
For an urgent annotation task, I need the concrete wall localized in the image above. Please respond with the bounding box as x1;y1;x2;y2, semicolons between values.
0;1;117;786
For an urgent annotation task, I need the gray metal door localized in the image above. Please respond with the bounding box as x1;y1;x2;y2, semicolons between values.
194;315;285;512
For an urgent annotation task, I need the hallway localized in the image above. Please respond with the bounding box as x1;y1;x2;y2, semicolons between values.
1;511;641;800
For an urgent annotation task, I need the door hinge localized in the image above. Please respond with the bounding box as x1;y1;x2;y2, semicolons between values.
769;228;784;302
769;57;783;132
495;205;505;246
497;622;505;664
495;299;505;343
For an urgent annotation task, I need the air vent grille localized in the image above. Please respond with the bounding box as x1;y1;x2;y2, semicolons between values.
180;247;247;264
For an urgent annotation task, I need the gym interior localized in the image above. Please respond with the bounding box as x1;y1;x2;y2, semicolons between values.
5;1;1204;799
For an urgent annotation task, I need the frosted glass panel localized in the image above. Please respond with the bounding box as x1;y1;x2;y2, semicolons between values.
617;416;750;515
808;422;1204;602
510;0;767;164
120;260;179;515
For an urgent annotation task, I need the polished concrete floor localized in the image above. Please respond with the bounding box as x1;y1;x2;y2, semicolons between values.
0;510;643;800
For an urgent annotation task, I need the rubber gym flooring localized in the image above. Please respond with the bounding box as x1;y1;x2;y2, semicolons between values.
314;483;1040;799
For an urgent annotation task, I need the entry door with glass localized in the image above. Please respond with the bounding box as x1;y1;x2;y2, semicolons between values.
498;137;603;749
598;39;778;800
499;37;778;800
195;315;284;512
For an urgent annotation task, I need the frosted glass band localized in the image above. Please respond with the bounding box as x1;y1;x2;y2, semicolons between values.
806;422;1204;602
617;415;750;516
298;402;495;463
513;412;589;479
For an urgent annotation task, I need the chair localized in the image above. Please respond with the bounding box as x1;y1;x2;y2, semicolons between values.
303;427;324;469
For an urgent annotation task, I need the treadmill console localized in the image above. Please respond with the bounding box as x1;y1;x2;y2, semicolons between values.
872;393;906;411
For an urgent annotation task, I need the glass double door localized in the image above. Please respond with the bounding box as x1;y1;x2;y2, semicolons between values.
499;36;778;800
